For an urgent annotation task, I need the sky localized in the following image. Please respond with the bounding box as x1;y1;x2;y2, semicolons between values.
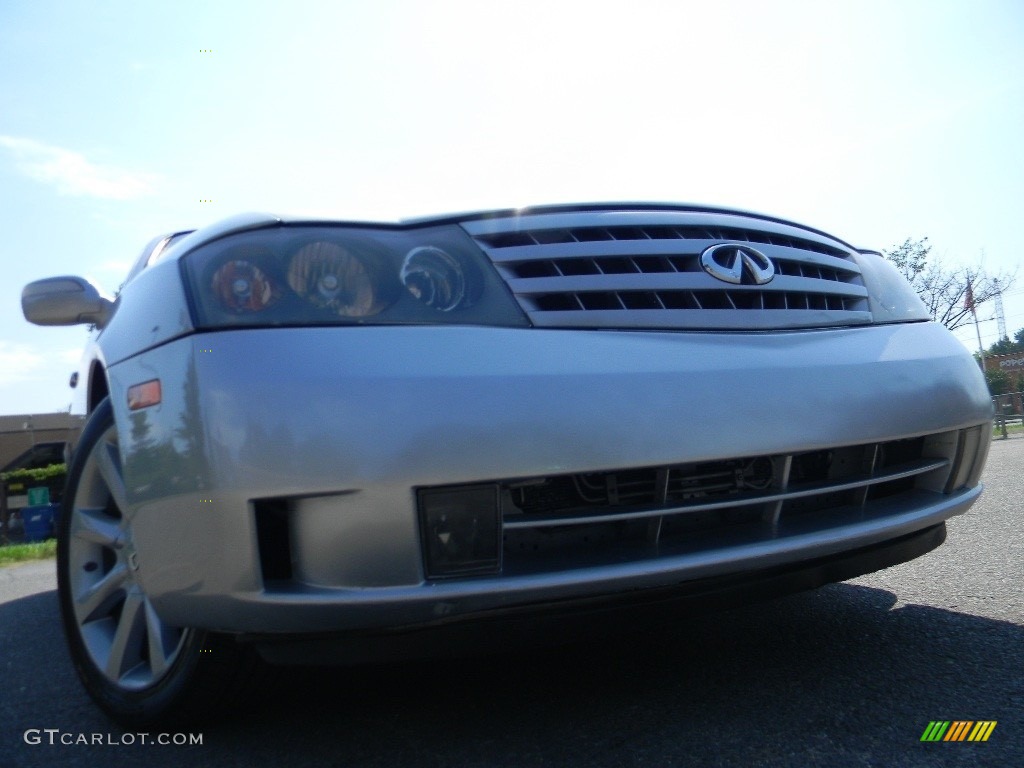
1;0;1022;415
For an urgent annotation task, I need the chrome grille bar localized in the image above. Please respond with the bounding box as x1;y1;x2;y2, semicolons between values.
502;457;949;530
504;273;868;297
484;241;861;277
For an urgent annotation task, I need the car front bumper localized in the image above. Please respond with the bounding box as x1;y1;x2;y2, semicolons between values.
107;321;991;633
248;523;948;665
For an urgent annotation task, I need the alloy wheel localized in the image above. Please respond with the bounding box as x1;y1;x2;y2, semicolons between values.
65;420;189;690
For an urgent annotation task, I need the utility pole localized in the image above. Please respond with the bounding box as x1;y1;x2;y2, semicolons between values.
967;281;986;372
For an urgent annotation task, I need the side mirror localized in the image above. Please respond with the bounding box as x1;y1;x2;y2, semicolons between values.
22;276;115;328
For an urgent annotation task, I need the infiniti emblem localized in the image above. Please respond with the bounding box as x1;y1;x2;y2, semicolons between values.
700;244;775;285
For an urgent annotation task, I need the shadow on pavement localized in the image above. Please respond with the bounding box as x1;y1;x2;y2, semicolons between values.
2;581;1021;767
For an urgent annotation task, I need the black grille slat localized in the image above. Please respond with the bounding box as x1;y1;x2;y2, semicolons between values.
524;291;861;314
633;256;675;273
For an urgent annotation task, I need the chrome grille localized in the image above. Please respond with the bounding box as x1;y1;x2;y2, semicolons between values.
461;210;871;329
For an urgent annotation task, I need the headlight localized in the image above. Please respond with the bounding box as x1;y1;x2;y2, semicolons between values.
401;246;470;311
850;250;932;324
180;224;528;329
210;259;278;313
287;241;391;317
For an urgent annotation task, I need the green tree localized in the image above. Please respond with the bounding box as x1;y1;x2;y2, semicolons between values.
985;326;1024;356
884;238;1015;332
984;369;1011;396
988;337;1022;356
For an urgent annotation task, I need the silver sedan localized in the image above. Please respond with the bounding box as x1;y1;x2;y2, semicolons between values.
22;203;992;725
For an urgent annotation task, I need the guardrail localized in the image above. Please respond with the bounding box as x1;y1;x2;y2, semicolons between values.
992;391;1023;440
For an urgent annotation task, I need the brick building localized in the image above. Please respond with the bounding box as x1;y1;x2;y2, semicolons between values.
983;352;1024;413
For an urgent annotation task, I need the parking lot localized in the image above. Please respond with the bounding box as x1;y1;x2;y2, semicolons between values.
2;437;1021;768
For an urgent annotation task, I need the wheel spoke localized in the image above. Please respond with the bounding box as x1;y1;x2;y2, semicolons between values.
106;591;144;681
145;600;173;678
95;436;129;515
70;506;121;548
75;564;129;623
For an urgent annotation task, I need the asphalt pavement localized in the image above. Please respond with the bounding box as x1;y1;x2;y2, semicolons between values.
1;437;1021;768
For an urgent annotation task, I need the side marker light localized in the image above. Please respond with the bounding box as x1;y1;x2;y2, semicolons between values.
127;379;162;410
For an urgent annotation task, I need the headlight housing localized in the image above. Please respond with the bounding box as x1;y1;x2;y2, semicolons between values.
850;250;932;324
181;224;529;329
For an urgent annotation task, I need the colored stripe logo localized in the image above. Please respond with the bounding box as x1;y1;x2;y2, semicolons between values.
921;721;997;742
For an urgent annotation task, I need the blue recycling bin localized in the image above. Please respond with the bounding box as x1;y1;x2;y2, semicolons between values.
21;504;57;542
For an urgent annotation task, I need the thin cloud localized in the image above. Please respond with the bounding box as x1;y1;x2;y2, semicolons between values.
0;135;158;200
99;259;134;274
0;342;43;386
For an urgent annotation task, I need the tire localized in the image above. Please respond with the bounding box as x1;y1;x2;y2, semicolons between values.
58;398;260;727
